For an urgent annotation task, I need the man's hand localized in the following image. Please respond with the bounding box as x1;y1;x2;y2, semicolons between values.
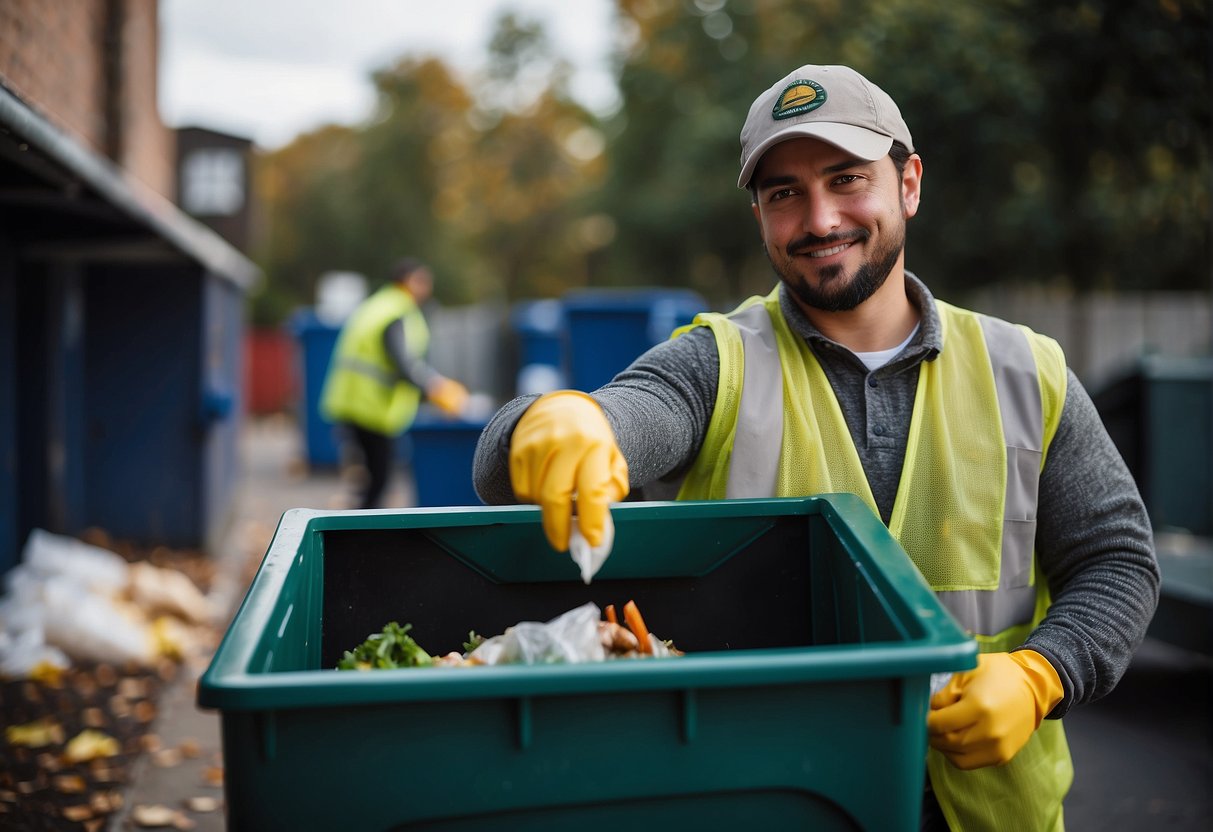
426;377;469;417
509;391;629;552
927;649;1063;769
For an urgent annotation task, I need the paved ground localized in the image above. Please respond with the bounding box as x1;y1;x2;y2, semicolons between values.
110;417;360;832
110;416;1210;830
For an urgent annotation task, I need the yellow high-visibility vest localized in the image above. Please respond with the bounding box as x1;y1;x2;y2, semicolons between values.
675;286;1071;831
320;284;429;436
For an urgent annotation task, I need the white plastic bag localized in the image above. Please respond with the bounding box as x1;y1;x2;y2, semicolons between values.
469;602;606;665
0;528;211;675
19;527;129;592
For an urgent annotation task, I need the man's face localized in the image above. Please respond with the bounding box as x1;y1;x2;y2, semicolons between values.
404;268;434;304
750;137;921;313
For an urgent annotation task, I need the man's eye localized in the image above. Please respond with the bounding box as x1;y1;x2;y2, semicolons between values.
834;174;860;186
769;188;795;201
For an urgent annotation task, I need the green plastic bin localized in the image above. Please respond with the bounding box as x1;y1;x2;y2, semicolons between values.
198;495;975;831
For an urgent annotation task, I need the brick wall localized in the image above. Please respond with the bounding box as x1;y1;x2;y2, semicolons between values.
0;0;175;199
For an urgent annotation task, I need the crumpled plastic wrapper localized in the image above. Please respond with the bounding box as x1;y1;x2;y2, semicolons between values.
568;513;614;585
467;601;679;666
929;672;953;698
469;602;606;665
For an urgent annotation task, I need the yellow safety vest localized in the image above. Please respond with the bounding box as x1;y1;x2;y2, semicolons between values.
320;284;429;436
675;286;1071;831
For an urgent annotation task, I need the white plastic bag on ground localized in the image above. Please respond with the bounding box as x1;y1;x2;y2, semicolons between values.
470;602;606;665
40;579;155;665
0;528;212;676
127;561;214;625
0;625;70;678
19;528;129;592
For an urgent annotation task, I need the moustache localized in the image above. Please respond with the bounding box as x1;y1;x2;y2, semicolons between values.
786;229;868;257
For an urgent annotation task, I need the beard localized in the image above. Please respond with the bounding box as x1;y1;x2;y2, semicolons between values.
767;221;905;313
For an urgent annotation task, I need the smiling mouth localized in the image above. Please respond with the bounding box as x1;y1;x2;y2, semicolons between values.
806;242;852;259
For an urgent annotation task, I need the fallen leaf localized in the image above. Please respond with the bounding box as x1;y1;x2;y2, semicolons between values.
94;664;118;688
132;803;177;827
201;766;224;787
108;694;131;718
36;751;63;772
177;737;201;759
5;717;64;747
91;790;121;812
61;804;93;821
52;774;87;793
63;730;120;763
184;795;219;813
29;660;66;686
153;748;182;768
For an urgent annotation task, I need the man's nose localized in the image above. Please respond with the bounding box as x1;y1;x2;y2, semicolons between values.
802;194;841;238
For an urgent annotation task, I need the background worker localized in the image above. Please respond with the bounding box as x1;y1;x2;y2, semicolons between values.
472;64;1159;829
321;256;469;509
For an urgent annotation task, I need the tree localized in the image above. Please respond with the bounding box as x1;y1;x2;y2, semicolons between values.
594;0;1211;308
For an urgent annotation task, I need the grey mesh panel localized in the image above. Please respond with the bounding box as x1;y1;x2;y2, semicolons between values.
934;316;1043;634
725;304;783;499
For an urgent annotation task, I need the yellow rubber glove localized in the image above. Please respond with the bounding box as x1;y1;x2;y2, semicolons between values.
927;649;1063;770
426;377;469;417
509;391;629;552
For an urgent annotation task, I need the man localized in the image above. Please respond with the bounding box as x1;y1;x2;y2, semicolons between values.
472;64;1158;829
321;257;469;509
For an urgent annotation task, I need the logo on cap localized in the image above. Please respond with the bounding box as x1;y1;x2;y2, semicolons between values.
772;80;827;120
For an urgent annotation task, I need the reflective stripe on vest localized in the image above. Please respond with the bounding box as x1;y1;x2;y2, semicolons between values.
727;303;783;499
934;315;1041;634
332;354;398;387
723;303;1043;636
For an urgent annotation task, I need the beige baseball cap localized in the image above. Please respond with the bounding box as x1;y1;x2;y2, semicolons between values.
738;64;914;188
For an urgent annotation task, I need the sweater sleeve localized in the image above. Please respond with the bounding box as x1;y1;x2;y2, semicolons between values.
382;317;441;390
472;327;720;505
1025;368;1160;717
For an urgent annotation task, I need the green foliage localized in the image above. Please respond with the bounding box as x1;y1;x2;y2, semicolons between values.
336;622;433;670
595;0;1210;304
248;0;1210;324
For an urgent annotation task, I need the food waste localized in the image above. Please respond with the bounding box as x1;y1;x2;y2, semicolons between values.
337;601;682;670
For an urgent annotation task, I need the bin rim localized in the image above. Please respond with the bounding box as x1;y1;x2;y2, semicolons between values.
199;495;977;712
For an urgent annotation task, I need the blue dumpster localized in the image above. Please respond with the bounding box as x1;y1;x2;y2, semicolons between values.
407;414;488;506
563;289;707;392
288;309;342;468
512;299;567;396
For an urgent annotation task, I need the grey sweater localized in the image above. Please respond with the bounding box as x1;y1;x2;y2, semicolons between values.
473;275;1160;716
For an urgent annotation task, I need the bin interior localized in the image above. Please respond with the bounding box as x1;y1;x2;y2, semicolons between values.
238;499;941;676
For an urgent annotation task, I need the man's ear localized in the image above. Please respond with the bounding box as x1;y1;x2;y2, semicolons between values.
751;200;764;239
901;154;924;219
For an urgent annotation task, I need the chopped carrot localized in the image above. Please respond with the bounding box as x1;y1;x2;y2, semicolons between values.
623;600;651;655
604;604;617;625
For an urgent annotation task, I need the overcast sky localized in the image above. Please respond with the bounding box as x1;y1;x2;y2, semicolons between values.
158;0;618;150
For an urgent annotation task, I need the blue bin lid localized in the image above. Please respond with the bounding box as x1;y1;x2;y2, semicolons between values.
561;288;706;314
511;299;565;334
287;307;342;336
